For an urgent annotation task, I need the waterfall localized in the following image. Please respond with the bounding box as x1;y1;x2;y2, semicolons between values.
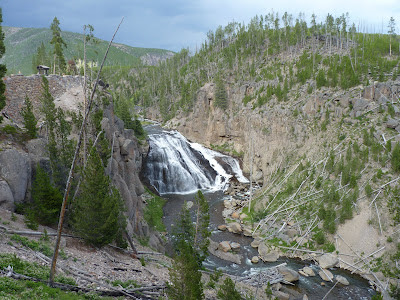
142;129;248;195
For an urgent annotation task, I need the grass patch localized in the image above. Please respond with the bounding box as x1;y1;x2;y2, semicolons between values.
144;190;166;232
10;234;53;257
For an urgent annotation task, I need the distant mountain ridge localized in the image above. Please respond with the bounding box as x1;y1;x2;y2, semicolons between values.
0;26;174;75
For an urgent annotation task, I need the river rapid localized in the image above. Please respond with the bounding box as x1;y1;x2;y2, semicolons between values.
141;124;376;300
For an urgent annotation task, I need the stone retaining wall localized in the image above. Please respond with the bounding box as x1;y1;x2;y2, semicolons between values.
2;74;83;122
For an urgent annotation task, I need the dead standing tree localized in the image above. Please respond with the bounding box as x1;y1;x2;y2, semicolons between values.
49;17;124;285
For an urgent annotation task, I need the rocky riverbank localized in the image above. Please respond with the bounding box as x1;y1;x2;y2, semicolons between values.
211;181;380;299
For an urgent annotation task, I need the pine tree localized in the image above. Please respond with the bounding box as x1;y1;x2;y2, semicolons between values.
50;17;67;74
168;191;210;300
30;165;63;225
217;277;242;300
0;8;6;123
214;75;228;110
167;202;204;300
392;143;400;173
21;96;37;138
72;147;125;247
32;42;49;73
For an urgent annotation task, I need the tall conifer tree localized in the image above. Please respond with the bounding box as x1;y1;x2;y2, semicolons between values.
50;17;67;74
72;147;124;247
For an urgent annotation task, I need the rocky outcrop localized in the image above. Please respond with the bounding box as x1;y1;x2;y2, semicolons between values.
102;107;149;240
163;80;400;190
0;149;31;207
208;240;242;264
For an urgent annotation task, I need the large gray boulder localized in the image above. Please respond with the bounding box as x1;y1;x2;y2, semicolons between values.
318;253;339;269
0;149;31;205
208;240;242;264
278;266;300;282
227;222;242;234
387;118;399;129
258;243;279;262
319;269;334;282
0;180;14;211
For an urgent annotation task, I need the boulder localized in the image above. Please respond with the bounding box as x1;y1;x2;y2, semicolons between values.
273;290;290;300
251;256;259;264
243;227;253;237
218;241;231;252
319;269;334;282
121;139;136;158
230;242;241;251
222;208;233;218
208;240;242;264
0;149;31;204
0;180;14;211
386;118;399;129
224;199;233;208
258;243;279;262
227;222;242;234
240;213;248;220
302;266;316;277
318;253;339;269
231;211;240;219
278;266;300;282
285;228;298;238
251;239;260;248
336;275;350;286
217;224;227;231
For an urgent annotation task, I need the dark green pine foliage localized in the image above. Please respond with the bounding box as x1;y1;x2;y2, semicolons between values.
217;277;242;300
0;8;6;123
50;17;67;73
392;143;400;173
30;165;63;225
214;75;228;110
32;42;50;73
168;191;210;300
21;96;37;139
40;76;60;185
72;147;125;247
115;97;145;140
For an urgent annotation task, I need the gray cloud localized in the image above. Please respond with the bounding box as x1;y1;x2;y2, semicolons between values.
2;0;400;52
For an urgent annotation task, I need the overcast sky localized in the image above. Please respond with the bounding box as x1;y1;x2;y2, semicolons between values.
2;0;400;52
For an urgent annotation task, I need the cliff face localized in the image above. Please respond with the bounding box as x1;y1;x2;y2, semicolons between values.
164;80;400;184
101;107;149;237
0;76;153;243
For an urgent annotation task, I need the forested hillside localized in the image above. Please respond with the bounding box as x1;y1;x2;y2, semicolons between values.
104;12;399;120
1;26;174;75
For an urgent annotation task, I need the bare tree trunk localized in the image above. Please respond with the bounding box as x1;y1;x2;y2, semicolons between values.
49;18;124;285
83;26;87;164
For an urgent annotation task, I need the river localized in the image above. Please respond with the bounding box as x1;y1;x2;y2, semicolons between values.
141;124;376;300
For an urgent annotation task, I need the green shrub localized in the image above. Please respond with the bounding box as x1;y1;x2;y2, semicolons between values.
217;277;241;300
365;184;373;198
29;165;63;226
144;192;166;232
2;124;17;134
313;230;326;245
392;143;400;173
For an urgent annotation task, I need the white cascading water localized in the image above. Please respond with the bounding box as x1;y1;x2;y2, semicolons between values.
142;130;248;195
